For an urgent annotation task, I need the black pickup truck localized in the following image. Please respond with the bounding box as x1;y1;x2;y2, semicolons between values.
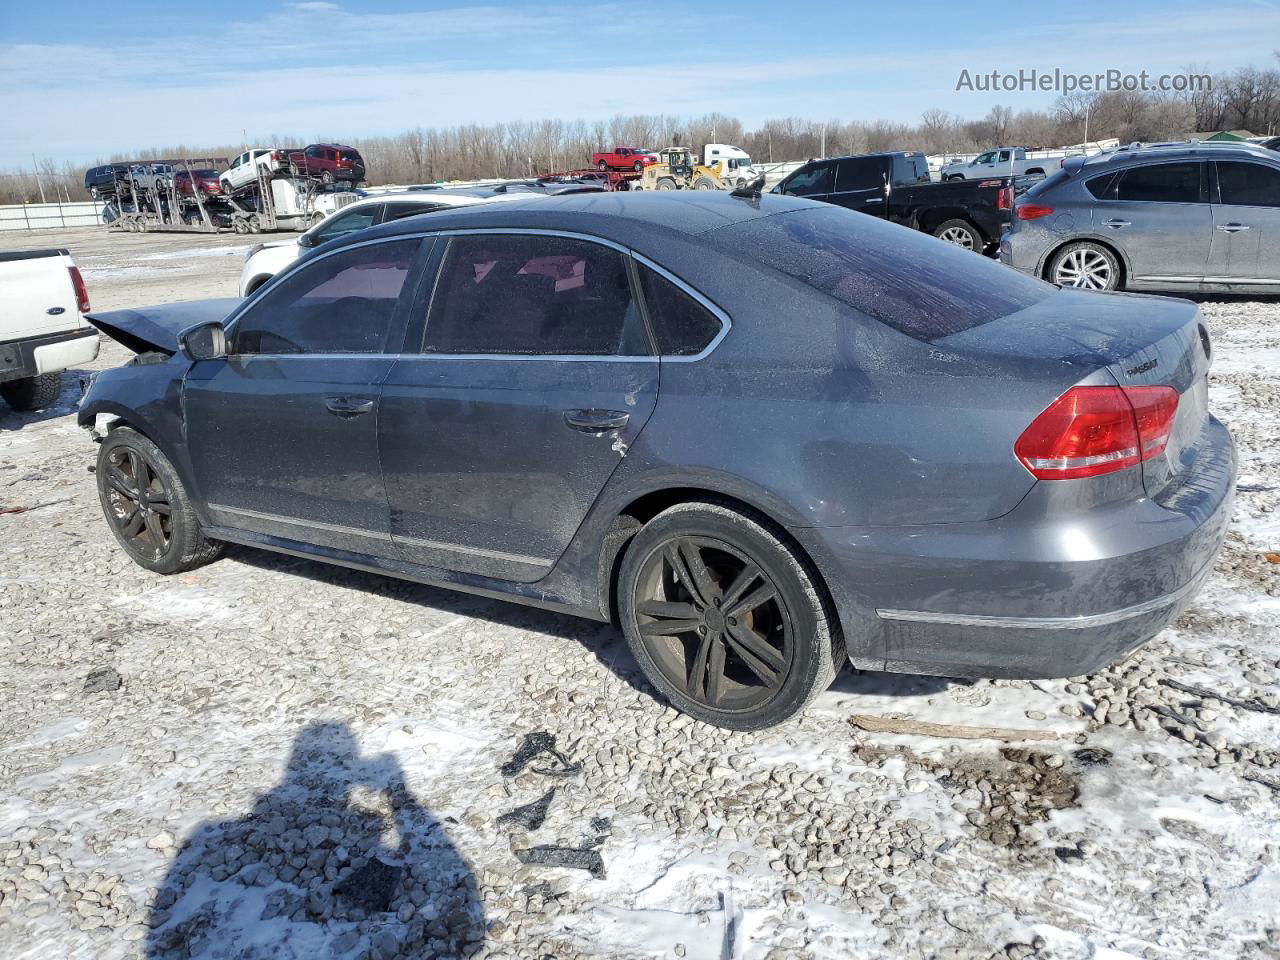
771;151;1019;252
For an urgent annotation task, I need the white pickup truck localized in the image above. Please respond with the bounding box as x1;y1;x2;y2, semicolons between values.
940;147;1064;181
1;249;99;411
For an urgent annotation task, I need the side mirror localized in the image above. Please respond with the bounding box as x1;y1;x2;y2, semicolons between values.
298;232;317;249
178;321;227;362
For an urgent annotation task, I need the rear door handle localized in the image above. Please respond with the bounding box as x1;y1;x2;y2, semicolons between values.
325;396;374;418
563;409;630;433
1215;223;1251;233
1102;219;1131;228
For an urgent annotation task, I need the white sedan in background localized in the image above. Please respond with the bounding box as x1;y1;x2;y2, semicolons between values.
237;188;540;296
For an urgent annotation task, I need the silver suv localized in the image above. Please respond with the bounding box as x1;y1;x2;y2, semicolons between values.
1000;141;1280;293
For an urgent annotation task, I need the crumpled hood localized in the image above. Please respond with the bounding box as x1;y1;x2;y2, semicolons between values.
84;298;242;354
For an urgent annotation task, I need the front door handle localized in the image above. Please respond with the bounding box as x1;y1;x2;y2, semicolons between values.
1102;219;1131;229
325;396;374;419
563;409;630;433
1215;222;1251;233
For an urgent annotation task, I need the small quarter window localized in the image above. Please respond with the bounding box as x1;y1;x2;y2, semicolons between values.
637;265;723;356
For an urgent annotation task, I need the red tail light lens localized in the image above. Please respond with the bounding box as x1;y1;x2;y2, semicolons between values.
1015;385;1178;480
997;186;1013;210
1016;203;1054;220
69;266;90;313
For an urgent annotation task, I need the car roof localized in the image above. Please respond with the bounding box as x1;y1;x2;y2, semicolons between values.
1077;140;1279;172
334;190;818;252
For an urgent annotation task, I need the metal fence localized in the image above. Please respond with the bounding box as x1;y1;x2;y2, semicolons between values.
0;201;102;232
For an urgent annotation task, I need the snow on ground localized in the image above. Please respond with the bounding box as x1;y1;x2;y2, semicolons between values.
0;228;1278;960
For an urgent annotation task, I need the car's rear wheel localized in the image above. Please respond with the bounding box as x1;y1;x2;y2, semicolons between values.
1;373;62;411
321;170;334;184
96;427;222;575
598;161;609;171
1049;241;1121;291
618;501;843;730
933;218;981;251
633;161;644;172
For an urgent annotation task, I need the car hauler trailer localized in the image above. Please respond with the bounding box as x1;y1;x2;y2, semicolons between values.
104;158;359;235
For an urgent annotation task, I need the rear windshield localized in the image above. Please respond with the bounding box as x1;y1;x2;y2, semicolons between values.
718;206;1053;341
1022;168;1069;198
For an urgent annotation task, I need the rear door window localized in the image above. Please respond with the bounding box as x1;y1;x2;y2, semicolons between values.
423;234;651;356
834;156;884;192
1116;162;1204;203
1216;161;1280;207
717;206;1052;342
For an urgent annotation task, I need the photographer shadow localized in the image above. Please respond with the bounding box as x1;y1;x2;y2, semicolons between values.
146;722;484;959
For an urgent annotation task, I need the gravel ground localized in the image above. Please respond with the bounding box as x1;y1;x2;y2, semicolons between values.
1;228;1278;960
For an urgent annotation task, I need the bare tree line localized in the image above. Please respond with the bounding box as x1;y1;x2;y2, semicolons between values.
3;57;1278;206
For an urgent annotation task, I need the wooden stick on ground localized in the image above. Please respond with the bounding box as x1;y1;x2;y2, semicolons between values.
1159;677;1280;716
849;715;1059;742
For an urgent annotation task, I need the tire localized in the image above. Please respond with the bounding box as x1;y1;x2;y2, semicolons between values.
933;218;981;251
598;161;609;171
1048;241;1121;291
1;373;62;411
96;426;222;575
633;161;644;172
691;176;715;190
321;170;334;185
617;500;844;730
90;186;100;200
655;177;677;191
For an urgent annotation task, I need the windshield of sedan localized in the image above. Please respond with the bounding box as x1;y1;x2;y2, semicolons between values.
719;206;1053;341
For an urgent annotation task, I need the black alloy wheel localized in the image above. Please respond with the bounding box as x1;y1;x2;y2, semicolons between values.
619;502;842;729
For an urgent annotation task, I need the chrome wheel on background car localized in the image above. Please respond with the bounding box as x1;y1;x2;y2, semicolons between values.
934;218;980;251
1049;242;1120;291
618;501;843;730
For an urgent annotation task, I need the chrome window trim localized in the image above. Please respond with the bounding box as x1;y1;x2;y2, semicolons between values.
225;228;732;364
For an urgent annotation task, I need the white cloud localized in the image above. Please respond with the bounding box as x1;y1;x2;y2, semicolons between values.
287;1;341;10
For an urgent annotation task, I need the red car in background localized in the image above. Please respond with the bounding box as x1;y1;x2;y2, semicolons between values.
288;143;367;183
591;147;659;172
172;169;223;197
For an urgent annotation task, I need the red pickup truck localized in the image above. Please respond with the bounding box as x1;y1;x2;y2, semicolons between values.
591;147;659;172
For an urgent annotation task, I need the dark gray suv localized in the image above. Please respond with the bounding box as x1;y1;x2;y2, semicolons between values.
1001;142;1280;293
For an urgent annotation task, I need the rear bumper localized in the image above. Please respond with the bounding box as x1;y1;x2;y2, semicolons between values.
0;329;99;384
795;415;1235;679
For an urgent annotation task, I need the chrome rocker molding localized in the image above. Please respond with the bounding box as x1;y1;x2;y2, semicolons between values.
876;568;1207;630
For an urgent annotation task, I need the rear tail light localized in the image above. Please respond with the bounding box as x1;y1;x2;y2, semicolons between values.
997;186;1013;210
1015;385;1179;480
1016;203;1054;220
69;266;90;313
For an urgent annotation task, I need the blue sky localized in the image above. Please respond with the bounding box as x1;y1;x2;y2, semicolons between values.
1;0;1276;169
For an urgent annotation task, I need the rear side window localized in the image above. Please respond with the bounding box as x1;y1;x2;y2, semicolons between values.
718;207;1052;342
1116;162;1203;203
423;235;650;356
835;156;884;192
382;202;444;222
233;239;418;355
1216;161;1280;207
637;265;723;356
1084;172;1118;199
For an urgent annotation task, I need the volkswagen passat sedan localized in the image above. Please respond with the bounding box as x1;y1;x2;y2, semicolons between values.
78;192;1234;729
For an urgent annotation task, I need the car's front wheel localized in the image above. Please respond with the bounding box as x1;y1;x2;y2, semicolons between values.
1;373;62;411
618;501;843;730
321;170;334;184
96;427;222;575
1048;241;1121;291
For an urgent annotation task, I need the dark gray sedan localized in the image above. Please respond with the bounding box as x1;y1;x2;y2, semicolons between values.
78;192;1234;729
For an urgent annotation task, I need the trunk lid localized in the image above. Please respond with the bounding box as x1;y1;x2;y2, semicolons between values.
940;287;1211;497
84;298;241;355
